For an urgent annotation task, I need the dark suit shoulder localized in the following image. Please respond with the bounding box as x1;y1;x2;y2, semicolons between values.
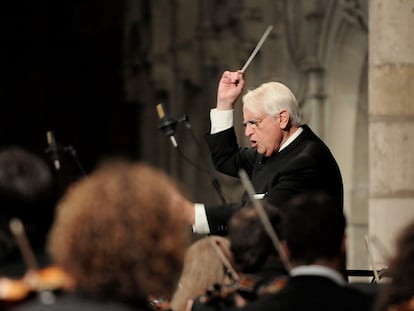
239;276;373;311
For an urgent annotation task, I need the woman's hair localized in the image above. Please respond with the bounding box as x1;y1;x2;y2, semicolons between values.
48;160;190;304
169;236;233;311
243;81;302;126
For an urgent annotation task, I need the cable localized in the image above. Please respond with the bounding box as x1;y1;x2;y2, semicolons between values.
173;117;227;205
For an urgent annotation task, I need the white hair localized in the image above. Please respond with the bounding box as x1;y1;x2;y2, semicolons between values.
242;82;302;126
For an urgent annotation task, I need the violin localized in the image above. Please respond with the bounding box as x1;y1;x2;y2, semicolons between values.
148;296;171;311
199;273;288;308
0;265;75;302
0;218;75;309
202;237;288;308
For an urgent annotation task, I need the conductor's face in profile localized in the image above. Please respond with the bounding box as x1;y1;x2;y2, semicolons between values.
243;105;290;157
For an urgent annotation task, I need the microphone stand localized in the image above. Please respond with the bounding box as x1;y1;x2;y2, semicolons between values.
62;145;87;176
161;115;227;205
45;132;86;177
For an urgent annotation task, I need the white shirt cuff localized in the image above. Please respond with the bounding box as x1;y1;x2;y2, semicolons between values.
210;109;233;134
192;203;210;234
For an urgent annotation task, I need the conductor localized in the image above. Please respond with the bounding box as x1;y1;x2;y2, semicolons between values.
180;70;343;235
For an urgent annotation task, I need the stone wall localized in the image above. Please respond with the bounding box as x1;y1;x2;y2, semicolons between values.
123;0;414;272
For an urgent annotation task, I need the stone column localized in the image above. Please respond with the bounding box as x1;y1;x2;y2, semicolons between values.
369;0;414;264
300;1;327;137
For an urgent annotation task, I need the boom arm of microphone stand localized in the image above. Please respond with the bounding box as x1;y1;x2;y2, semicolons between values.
177;115;191;128
171;115;227;204
63;145;87;176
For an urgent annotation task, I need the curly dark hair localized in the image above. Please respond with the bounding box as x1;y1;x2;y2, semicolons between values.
229;202;282;273
48;161;191;304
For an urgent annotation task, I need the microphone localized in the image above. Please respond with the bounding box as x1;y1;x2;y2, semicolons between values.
46;130;61;171
156;103;178;148
155;104;227;204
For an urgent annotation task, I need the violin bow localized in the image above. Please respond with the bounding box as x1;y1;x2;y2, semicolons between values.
209;237;240;282
369;234;391;264
364;234;380;283
9;218;57;304
238;169;291;273
9;218;39;271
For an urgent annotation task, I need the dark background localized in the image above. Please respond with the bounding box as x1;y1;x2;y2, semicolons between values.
0;1;136;180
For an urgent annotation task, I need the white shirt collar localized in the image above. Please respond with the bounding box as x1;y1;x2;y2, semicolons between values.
279;127;303;152
290;265;346;285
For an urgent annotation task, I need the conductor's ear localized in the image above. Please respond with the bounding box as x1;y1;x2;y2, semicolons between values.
279;110;290;130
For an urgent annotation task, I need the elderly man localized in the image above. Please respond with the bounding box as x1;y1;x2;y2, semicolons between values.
182;70;343;235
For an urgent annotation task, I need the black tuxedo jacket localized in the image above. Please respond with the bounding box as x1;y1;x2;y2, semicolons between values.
238;275;375;311
205;125;343;235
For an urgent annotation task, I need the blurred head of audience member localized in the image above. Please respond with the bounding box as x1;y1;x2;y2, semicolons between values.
228;203;288;302
0;146;56;275
229;202;286;274
282;192;346;269
374;219;414;311
34;160;190;309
